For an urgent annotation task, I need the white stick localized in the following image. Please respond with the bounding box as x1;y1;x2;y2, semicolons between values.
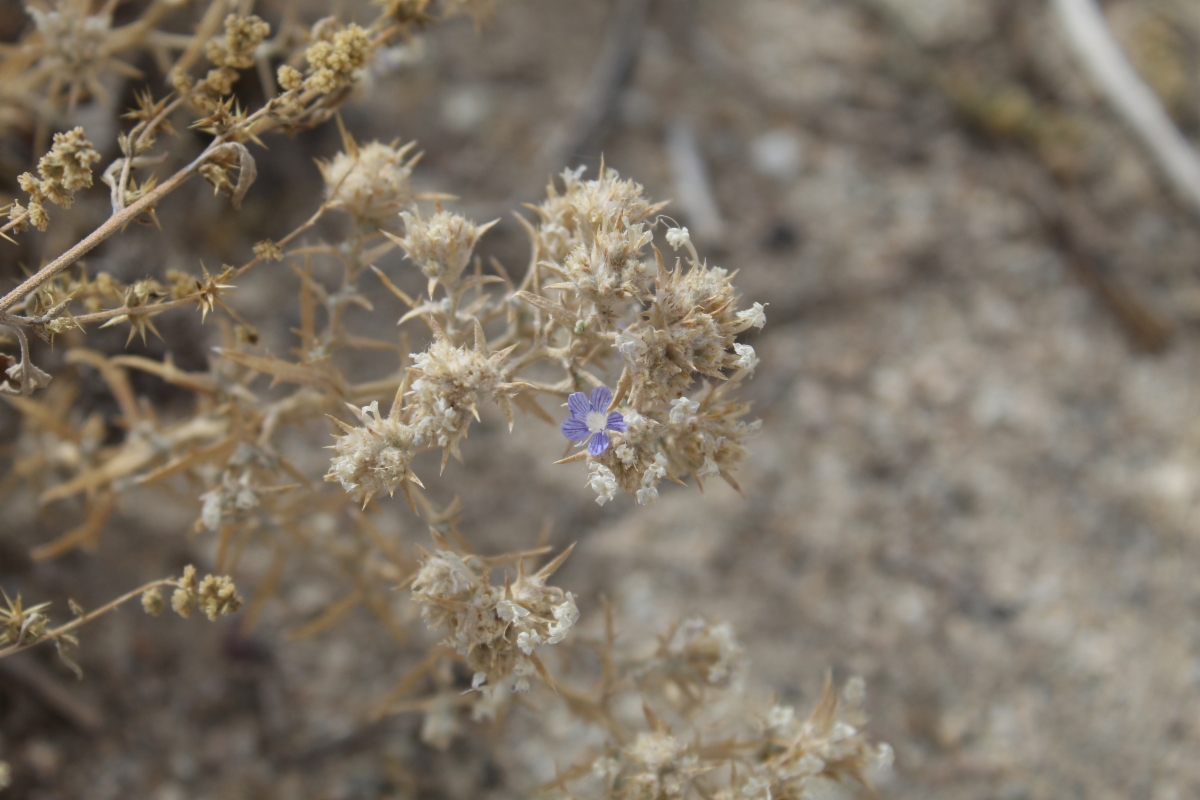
1053;0;1200;216
666;120;725;244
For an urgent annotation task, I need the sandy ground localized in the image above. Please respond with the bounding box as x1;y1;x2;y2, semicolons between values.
4;0;1200;798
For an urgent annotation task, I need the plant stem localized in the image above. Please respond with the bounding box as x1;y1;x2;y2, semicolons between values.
0;578;178;660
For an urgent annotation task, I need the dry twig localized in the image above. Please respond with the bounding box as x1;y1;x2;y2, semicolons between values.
1053;0;1200;217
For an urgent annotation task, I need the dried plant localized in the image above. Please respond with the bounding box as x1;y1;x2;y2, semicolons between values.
0;1;889;796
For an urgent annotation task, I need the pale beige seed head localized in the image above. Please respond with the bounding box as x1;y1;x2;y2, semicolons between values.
319;140;419;222
393;209;496;294
27;2;109;84
326;401;418;505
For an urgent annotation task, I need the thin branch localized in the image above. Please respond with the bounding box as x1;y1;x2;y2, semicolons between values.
0;145;215;315
0;578;177;660
1053;0;1200;217
70;295;199;326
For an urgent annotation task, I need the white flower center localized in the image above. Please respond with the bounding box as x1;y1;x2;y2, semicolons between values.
586;410;608;434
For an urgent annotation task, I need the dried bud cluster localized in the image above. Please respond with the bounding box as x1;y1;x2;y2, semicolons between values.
141;586;164;616
12;127;100;231
319;139;419;223
168;565;243;621
304;22;372;94
197;575;243;620
171;566;199;617
182;13;272;106
411;547;577;694
206;14;270;71
253;239;284;262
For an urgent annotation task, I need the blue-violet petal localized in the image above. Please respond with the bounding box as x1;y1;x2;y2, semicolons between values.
567;392;590;419
587;431;610;456
561;417;590;441
589;385;612;414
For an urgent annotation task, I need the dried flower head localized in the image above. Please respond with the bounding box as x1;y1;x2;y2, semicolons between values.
411;544;577;693
617;728;703;800
319;139;420;223
253;239;283;262
559;223;653;329
406;329;519;463
751;675;894;795
199;470;259;531
326;398;420;507
389;208;498;295
661;617;745;689
532;165;666;262
661;380;761;487
587;409;669;505
26;0;116;108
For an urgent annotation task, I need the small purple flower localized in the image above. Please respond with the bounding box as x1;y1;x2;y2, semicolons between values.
561;385;627;456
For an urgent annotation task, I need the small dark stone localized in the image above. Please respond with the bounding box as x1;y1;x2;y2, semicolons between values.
763;221;801;252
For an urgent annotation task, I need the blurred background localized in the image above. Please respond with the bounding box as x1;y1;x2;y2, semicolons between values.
3;0;1200;797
